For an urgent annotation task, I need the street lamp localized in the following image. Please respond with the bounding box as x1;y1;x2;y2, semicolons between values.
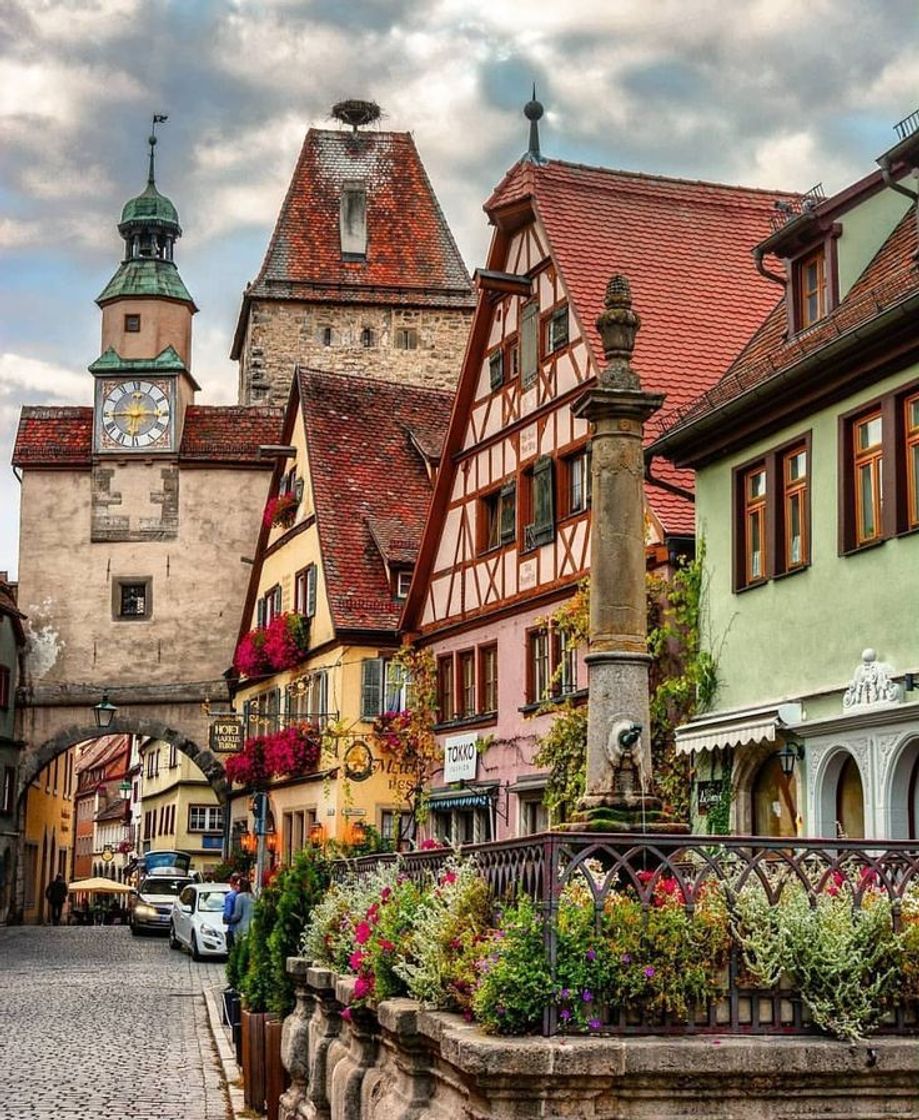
93;693;118;729
778;740;804;778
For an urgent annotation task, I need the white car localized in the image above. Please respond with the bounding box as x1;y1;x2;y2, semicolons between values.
169;883;231;959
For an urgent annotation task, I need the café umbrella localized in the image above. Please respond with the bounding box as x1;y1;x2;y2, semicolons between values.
67;877;134;894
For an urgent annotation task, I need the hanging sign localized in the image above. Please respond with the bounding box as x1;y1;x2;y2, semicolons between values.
210;717;244;753
443;733;478;784
696;780;724;814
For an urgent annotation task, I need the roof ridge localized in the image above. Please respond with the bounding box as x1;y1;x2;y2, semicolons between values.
297;365;455;400
540;157;802;200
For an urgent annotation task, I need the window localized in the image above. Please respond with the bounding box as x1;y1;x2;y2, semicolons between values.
124;314;141;333
168;744;178;769
188;805;224;833
523;456;555;551
519;794;548;836
361;327;375;348
907;393;919;530
437;655;455;722
0;666;9;710
319;326;333;347
114;578;151;620
839;385;919;552
733;435;811;589
2;766;14;814
458;650;476;717
507;337;520;381
853;412;883;546
479;644;498;714
544;304;569;354
795;248;826;330
555;630;578;695
295;566;317;618
526;629;551;704
565;448;591;516
488;349;504;392
259;584;283;626
394;570;412;600
340;181;367;257
520;301;538;390
360;658;408;719
395;327;418;350
480;482;516;552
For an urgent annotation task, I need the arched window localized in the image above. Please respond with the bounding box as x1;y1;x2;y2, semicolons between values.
835;755;865;838
751;753;797;837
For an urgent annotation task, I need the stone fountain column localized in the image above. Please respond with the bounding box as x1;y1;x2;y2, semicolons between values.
568;275;686;832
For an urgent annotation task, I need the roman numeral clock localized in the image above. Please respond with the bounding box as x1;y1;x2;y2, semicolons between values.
98;378;173;450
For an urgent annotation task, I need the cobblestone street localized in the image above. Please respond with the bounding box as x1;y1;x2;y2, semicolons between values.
0;925;230;1120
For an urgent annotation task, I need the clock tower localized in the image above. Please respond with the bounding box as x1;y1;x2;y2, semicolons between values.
92;119;198;458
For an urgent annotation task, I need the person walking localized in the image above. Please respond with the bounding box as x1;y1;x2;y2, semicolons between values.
227;877;254;940
222;872;241;949
45;875;68;926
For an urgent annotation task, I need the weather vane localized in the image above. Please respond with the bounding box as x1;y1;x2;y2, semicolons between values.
148;113;169;185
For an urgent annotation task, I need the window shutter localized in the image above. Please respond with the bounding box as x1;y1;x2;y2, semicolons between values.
500;482;516;544
521;302;538;390
360;658;384;720
533;457;555;538
256;598;266;628
318;671;329;720
306;565;317;617
489;350;504;391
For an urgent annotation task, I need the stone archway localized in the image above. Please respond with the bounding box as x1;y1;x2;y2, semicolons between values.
886;734;919;839
19;718;229;803
813;747;866;839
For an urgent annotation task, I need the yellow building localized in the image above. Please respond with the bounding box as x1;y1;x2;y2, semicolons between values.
139;739;223;875
21;746;75;923
229;369;452;861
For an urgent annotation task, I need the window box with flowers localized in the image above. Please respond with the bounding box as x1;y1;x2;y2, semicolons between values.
234;613;310;679
263;489;300;531
224;723;323;789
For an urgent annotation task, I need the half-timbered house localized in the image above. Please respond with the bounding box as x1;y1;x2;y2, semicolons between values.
402;118;799;842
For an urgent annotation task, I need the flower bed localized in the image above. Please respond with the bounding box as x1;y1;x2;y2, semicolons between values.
299;841;919;1043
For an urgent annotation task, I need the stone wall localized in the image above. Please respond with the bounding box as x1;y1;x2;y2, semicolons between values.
238;300;473;405
279;960;919;1120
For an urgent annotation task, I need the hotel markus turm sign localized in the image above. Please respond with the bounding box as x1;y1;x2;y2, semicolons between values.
209;717;244;753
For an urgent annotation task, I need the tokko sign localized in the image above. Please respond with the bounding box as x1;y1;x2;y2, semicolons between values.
443;733;478;784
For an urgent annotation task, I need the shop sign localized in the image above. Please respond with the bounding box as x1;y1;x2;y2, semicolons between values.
443;733;478;784
697;780;724;814
210;717;244;753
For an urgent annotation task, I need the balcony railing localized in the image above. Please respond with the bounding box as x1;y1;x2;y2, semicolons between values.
242;710;339;740
336;832;919;1037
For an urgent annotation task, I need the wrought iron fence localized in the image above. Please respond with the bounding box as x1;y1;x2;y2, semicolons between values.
335;832;919;1037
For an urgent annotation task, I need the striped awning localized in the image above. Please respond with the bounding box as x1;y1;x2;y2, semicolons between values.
674;703;803;755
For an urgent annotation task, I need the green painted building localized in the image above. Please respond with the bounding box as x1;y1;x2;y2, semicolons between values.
650;117;919;840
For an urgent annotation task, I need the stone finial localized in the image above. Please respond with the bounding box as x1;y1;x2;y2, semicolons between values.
596;274;641;389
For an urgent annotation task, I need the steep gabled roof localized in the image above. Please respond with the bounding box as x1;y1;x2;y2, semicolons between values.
299;367;452;631
232;128;475;355
12;405;283;468
651;209;919;463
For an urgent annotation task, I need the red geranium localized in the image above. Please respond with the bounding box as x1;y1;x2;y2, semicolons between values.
263;491;299;529
263;723;321;777
234;629;269;677
224;735;271;787
263;613;309;671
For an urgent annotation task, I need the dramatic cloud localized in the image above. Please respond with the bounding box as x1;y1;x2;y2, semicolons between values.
1;0;918;574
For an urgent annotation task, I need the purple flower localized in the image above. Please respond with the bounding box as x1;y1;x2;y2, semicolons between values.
643;966;656;979
560;1008;572;1022
581;989;593;1003
496;1004;505;1016
586;948;597;962
559;987;570;1000
588;1017;601;1031
621;953;632;965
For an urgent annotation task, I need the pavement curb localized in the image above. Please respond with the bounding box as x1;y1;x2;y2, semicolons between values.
203;984;246;1119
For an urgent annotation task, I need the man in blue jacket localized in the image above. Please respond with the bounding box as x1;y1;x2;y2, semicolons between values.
223;872;241;948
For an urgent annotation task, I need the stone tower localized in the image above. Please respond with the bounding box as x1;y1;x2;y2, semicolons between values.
232;100;476;405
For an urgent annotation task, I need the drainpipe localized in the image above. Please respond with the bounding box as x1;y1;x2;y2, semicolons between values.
878;156;919;253
753;247;787;288
644;458;695;504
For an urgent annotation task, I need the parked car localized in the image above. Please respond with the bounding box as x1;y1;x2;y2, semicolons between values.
169;883;231;959
130;872;196;936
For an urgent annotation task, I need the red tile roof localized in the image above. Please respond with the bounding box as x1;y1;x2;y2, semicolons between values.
299;368;452;631
487;158;799;532
246;129;476;310
180;406;285;463
12;405;283;467
654;209;919;444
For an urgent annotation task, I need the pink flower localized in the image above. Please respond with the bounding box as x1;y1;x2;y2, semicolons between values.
442;870;457;885
378;938;395;953
420;839;440;850
348;951;365;971
340;1007;353;1022
354;921;371;945
353;976;373;1000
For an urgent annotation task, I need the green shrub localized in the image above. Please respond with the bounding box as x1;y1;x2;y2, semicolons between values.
265;848;331;1016
472;895;553;1035
240;881;280;1012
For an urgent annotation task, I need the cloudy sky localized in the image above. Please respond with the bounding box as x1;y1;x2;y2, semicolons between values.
1;0;917;577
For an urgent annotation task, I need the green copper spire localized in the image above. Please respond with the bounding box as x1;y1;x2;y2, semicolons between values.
97;115;195;308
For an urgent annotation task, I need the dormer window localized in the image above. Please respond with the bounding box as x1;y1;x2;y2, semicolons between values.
124;314;141;333
340;180;367;259
394;570;412;599
796;247;826;329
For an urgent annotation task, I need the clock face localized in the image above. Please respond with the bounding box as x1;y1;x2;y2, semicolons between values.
100;379;172;449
